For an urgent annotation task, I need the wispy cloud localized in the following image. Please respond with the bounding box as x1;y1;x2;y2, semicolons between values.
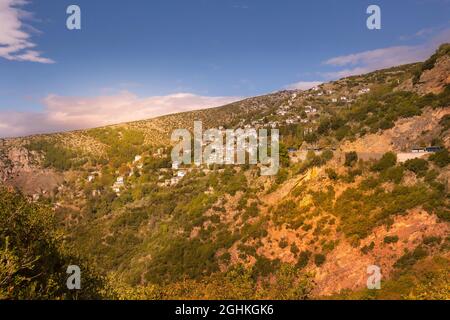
284;81;323;90
0;91;242;137
399;27;435;41
0;0;54;63
322;28;450;79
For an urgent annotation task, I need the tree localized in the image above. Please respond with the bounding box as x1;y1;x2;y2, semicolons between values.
0;188;107;299
279;143;290;167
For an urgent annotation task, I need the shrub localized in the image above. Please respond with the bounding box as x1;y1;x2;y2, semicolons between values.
384;235;399;244
252;256;280;277
404;158;429;174
381;166;404;184
334;184;435;240
372;152;397;172
279;238;289;249
439;114;450;132
219;252;231;264
275;168;289;185
344;152;358;167
361;241;375;254
296;251;311;269
429;149;449;167
314;254;326;266
321;150;334;162
325;168;338;180
394;247;428;270
422;236;442;246
290;243;300;255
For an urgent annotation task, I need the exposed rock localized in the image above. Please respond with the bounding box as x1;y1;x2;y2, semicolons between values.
416;55;450;95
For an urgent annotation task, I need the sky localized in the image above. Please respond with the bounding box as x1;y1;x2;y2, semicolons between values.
0;0;449;137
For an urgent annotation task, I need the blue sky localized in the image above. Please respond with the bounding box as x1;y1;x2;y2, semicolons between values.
0;0;449;137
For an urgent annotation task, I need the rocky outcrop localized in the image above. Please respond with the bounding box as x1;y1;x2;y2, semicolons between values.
0;144;63;196
416;55;450;95
341;107;450;153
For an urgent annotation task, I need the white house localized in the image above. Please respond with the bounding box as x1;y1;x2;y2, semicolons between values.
358;88;371;95
112;176;125;194
112;186;121;194
305;105;317;113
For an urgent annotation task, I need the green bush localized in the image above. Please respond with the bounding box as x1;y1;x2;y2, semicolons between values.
380;166;404;184
321;150;334;162
290;243;300;255
422;236;442;246
252;256;280;278
429;149;449;167
372;152;397;172
334;184;437;240
26;139;77;171
384;235;399;244
296;251;311;269
394;247;428;270
404;158;429;174
314;254;326;266
361;241;375;254
0;188;106;299
279;238;289;249
344;152;358;167
325;168;338;180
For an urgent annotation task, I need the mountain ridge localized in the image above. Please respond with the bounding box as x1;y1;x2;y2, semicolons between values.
1;44;449;299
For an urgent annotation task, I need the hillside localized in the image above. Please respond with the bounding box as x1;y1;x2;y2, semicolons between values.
0;44;449;300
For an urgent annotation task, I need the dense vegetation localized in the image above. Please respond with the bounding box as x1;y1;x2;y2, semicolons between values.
0;188;107;299
26;139;79;171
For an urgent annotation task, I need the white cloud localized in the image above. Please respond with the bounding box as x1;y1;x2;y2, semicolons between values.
284;81;323;90
0;91;242;137
0;0;54;63
322;28;450;79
